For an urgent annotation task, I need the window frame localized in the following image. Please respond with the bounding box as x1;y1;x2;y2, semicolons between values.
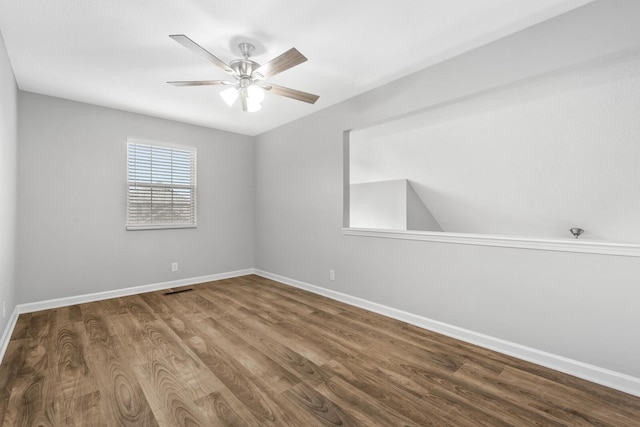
126;138;197;231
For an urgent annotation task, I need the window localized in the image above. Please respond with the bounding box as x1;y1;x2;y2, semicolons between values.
126;139;196;230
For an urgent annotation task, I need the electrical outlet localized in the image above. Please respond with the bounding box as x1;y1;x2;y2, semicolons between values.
329;270;335;281
2;301;5;318
171;262;179;272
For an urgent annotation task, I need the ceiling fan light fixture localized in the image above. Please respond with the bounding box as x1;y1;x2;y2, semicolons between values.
220;86;239;106
247;85;265;103
244;85;265;112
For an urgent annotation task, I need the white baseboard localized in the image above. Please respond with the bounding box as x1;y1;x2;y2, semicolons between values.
16;269;254;314
0;306;19;364
3;268;639;398
0;269;254;363
254;269;640;398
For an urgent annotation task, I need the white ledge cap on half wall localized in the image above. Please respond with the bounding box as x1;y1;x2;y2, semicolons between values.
342;228;640;258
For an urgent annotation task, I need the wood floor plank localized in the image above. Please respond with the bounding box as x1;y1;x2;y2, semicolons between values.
7;313;31;342
325;357;470;426
281;381;363;426
274;316;361;361
204;286;302;325
304;308;564;426
374;356;560;426
453;360;571;426
2;310;65;426
244;276;345;316
334;305;507;375
136;295;272;425
193;391;263;426
49;307;99;425
3;374;58;426
213;313;332;389
2;274;639;425
19;310;56;376
310;308;467;376
79;308;158;426
0;339;24;423
337;302;525;369
70;391;106;427
167;313;303;425
106;313;208;426
314;375;424;426
198;316;301;394
223;308;338;366
129;355;209;426
224;276;333;317
500;365;640;426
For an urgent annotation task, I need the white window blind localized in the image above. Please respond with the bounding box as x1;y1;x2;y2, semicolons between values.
127;139;196;230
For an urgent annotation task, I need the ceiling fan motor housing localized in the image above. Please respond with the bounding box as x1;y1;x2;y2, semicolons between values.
228;42;262;80
229;58;260;79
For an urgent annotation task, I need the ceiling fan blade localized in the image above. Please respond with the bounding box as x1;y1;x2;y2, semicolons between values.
169;35;234;74
253;48;307;79
266;84;319;104
167;80;232;87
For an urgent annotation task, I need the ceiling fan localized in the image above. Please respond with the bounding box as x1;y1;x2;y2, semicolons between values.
168;35;319;112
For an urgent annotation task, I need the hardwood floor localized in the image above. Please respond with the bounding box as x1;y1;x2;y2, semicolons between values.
1;275;639;426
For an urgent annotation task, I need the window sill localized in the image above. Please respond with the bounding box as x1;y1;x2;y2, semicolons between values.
342;228;640;257
126;224;197;231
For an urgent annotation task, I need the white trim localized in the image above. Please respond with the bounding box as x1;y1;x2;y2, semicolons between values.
343;228;640;257
0;306;20;363
0;269;253;363
126;137;197;152
4;268;639;397
254;269;640;398
126;224;197;231
17;269;253;314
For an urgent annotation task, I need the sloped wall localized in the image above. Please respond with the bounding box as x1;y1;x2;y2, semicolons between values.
406;181;442;232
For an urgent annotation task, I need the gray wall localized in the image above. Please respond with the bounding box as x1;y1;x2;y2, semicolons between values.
255;0;640;378
17;92;254;303
0;30;17;335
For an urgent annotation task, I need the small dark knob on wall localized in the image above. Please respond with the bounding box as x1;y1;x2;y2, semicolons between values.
570;228;584;239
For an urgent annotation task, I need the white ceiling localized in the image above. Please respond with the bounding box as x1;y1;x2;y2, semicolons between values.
0;0;594;136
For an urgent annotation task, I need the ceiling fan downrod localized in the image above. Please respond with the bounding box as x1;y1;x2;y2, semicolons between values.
238;42;255;59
